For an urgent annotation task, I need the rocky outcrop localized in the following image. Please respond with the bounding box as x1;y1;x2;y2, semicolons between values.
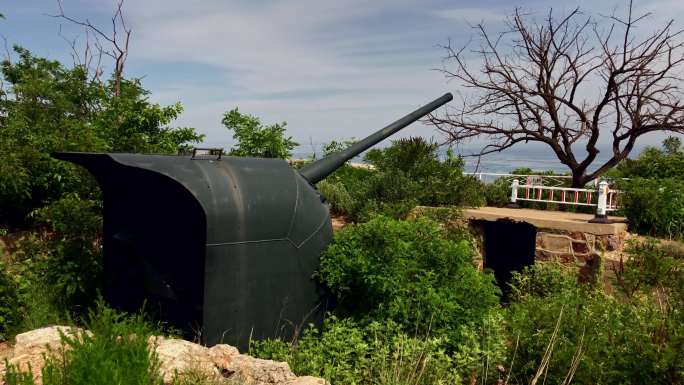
0;326;326;385
0;326;81;384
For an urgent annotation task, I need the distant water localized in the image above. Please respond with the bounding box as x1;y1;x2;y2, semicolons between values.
293;142;652;175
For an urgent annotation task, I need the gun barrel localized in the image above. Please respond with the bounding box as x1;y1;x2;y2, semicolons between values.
299;92;453;184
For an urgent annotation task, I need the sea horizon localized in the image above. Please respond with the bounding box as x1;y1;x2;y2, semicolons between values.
292;141;655;175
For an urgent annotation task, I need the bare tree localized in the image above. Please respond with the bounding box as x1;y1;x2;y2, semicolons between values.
53;0;130;96
57;24;104;82
430;2;684;186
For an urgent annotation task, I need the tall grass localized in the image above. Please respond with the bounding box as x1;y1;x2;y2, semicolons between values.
4;300;163;385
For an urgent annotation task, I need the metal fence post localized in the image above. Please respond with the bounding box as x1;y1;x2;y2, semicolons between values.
507;179;520;208
589;180;611;223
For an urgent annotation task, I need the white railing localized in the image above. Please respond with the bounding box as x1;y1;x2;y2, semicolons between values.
509;179;620;222
465;172;595;187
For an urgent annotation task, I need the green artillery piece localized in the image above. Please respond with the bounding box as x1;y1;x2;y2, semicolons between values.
53;93;452;350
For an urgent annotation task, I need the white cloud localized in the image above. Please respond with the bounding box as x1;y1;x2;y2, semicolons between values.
101;0;684;151
118;0;453;147
432;7;508;24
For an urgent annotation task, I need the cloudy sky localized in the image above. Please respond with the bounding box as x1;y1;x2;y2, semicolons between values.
3;0;684;157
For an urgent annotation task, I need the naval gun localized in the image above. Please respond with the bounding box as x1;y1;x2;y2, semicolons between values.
53;93;453;349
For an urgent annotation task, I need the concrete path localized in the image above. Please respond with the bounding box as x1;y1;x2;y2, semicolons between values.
463;207;627;235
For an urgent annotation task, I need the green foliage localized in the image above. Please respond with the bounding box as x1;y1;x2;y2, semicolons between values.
0;46;203;225
317;216;500;348
0;196;102;336
507;261;684;384
317;164;374;218
3;366;35;385
252;316;468;385
614;239;684;302
319;138;356;158
5;300;163;385
30;196;103;313
619;177;684;239
481;177;511;207
318;137;484;221
221;108;298;159
508;263;577;301
364;138;483;208
613;137;684;180
611;137;684;239
316;180;355;216
0;260;20;340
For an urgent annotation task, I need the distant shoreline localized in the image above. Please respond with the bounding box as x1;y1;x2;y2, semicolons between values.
292;142;653;175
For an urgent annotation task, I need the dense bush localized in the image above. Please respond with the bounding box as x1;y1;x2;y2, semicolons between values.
252;315;508;385
30;196;103;312
619;177;684;239
364;138;484;208
508;263;577;301
317;216;501;348
508;287;682;384
318;137;484;221
0;260;20;340
614;239;684;304
4;301;163;385
611;137;684;239
482;177;511;207
507;258;683;385
251;215;506;384
251;316;495;385
613;137;684;180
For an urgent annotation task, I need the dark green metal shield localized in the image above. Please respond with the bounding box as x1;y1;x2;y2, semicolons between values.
52;93;452;350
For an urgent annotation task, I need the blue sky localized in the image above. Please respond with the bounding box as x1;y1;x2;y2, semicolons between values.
3;0;684;157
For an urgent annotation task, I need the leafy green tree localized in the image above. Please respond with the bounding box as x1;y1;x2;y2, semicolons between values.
0;46;203;225
320;138;356;157
612;137;684;180
221;107;298;159
611;138;684;238
0;47;203;326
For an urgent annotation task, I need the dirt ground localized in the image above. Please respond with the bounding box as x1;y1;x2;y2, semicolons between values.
330;215;349;232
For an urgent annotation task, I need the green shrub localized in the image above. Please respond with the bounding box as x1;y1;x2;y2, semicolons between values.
317;137;485;221
507;265;684;384
4;300;163;385
316;164;374;218
613;137;684;180
619;177;684;239
3;233;65;334
316;180;355;217
317;216;500;348
610;137;684;239
508;263;577;301
0;260;20;340
30;195;103;313
614;239;684;304
252;316;473;385
364;138;484;209
482;177;510;207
